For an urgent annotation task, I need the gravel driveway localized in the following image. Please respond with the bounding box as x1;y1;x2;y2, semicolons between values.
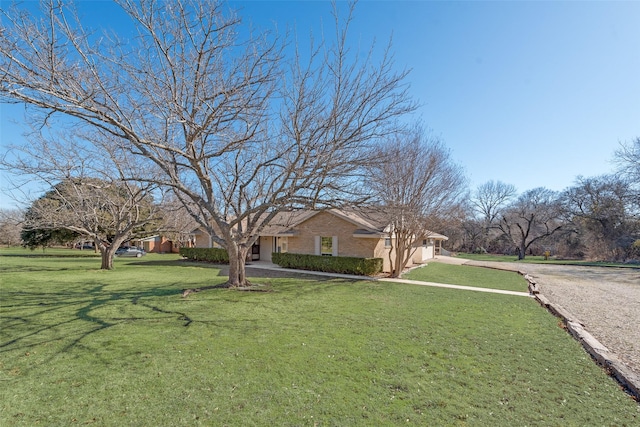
465;260;640;379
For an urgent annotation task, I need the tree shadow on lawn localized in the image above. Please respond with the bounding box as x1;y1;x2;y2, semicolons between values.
0;253;100;258
0;257;101;273
129;259;349;282
138;256;370;283
1;273;357;366
0;283;186;365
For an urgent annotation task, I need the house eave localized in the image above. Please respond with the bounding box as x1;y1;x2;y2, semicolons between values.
261;232;296;237
352;230;386;238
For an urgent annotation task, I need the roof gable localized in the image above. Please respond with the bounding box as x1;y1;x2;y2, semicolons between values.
190;208;448;240
259;208;386;236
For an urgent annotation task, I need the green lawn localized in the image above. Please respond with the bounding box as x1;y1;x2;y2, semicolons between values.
456;252;637;268
1;249;638;426
0;246;103;259
403;263;529;293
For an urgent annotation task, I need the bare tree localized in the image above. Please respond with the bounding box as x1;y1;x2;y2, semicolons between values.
3;127;163;269
23;177;160;269
562;175;638;261
471;180;517;252
615;137;640;217
0;208;22;246
0;0;414;287
458;218;484;253
157;194;200;250
473;181;517;225
497;187;565;260
367;126;467;276
616;137;640;183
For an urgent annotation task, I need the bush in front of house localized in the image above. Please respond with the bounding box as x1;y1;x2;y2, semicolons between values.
271;252;382;276
179;247;229;263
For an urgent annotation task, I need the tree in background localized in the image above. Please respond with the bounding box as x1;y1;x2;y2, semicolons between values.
615;137;640;220
470;180;517;252
0;0;414;287
367;126;467;276
157;194;200;251
562;175;639;261
497;187;566;260
20;224;79;251
615;137;640;184
615;137;640;259
440;212;477;254
2;125;163;269
22;178;161;269
0;208;23;247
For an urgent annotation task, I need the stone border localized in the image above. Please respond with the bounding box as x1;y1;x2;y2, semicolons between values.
524;273;640;401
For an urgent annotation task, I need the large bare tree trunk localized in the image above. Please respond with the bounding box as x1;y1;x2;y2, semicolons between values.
100;248;115;270
517;242;526;260
98;235;128;270
226;241;250;288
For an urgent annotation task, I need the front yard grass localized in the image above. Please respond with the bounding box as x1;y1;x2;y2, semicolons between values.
403;263;529;293
1;249;638;426
456;252;637;268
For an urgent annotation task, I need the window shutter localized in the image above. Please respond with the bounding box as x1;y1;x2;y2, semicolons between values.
332;236;338;257
314;236;321;255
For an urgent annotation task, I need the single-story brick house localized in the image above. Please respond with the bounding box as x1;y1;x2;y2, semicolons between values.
130;235;176;253
191;209;447;273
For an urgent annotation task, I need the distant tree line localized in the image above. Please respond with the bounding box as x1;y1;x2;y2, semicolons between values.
443;138;640;262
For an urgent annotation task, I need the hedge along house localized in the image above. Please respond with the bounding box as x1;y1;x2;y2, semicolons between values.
191;209;448;274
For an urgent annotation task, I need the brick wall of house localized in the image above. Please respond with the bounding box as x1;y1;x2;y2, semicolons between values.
158;238;173;253
287;211;382;260
194;233;211;248
145;237;174;253
373;238;394;273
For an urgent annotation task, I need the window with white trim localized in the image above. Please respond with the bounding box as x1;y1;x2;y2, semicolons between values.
275;236;288;253
321;236;333;256
315;236;337;256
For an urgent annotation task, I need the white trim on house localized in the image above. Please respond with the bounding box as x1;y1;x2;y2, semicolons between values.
352;231;386;238
314;236;321;255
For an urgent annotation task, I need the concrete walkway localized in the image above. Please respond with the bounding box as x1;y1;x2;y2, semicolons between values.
246;259;532;297
377;277;532;297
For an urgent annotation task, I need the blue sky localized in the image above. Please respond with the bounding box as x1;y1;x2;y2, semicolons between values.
252;0;639;194
2;0;639;208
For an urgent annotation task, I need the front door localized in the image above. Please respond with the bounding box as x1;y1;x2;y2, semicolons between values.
251;241;260;261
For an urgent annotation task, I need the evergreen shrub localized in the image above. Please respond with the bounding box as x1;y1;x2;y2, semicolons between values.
179;247;229;263
271;252;382;276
